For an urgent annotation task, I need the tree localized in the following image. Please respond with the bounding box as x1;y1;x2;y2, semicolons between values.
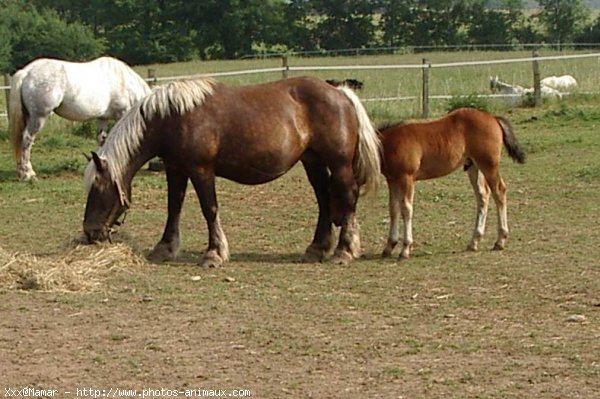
538;0;588;46
467;0;522;45
310;0;377;51
0;2;104;73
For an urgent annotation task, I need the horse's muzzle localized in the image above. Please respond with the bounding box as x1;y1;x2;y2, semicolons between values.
84;226;111;243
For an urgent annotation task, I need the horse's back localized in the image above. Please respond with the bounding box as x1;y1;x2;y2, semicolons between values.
161;77;359;184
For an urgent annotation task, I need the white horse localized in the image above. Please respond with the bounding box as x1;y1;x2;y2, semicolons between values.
489;75;562;105
489;76;526;106
9;56;151;181
540;75;577;92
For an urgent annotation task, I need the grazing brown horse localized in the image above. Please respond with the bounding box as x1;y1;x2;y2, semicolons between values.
326;78;364;91
82;77;381;267
379;107;526;260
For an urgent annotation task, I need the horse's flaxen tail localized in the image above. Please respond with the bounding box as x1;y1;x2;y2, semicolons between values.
8;69;28;162
337;86;381;196
496;116;526;164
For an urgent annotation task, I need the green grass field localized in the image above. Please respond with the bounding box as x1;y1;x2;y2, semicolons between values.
0;52;599;397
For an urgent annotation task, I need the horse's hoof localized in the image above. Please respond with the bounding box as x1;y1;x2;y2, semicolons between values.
397;253;410;262
147;242;178;262
18;172;37;182
301;246;325;263
492;242;505;251
381;248;392;258
200;251;224;268
467;243;478;252
331;250;353;265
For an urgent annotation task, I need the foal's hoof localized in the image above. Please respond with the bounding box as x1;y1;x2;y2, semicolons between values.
331;250;353;266
200;251;224;268
492;242;505;251
18;172;37;182
467;243;478;252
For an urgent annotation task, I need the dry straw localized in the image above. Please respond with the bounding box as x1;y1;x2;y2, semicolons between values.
0;243;147;292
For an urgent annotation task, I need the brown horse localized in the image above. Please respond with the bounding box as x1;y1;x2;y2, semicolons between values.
82;77;381;267
379;107;526;260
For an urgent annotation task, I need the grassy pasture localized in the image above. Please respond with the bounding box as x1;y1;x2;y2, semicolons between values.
0;52;599;397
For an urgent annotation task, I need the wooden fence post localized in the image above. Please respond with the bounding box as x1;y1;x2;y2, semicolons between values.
281;55;289;79
147;68;157;87
4;74;10;116
421;58;430;119
532;50;542;107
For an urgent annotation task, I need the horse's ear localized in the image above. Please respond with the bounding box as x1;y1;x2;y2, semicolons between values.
91;152;106;172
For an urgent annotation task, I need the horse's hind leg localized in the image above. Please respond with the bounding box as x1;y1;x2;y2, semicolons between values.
383;175;415;260
148;168;188;262
382;178;401;257
329;164;360;265
467;166;491;251
301;159;335;262
481;167;509;250
190;170;229;267
18;115;47;181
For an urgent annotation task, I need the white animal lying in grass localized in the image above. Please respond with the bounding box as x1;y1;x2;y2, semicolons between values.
540;75;577;92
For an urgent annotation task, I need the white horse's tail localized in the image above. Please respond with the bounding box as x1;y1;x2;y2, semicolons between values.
9;69;27;162
337;86;381;196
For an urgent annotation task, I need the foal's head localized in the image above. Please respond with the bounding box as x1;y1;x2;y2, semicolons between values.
83;152;129;243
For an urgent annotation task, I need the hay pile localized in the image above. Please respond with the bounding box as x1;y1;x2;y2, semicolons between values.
0;243;147;292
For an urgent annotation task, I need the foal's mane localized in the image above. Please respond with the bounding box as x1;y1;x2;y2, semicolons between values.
377;120;406;134
84;78;216;199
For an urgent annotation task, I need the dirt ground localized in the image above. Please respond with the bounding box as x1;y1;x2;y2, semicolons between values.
1;111;600;398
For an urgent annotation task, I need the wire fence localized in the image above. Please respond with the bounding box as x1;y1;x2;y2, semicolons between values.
3;51;600;118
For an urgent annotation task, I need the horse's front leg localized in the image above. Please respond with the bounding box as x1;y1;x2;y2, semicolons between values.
190;170;229;268
96;119;109;146
148;168;188;262
329;164;360;265
301;159;335;262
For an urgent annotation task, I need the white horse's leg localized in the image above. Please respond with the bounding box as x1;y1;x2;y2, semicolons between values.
96;119;109;146
18;116;47;181
467;166;491;251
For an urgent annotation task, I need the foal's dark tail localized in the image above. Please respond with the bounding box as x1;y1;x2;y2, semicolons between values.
496;116;526;164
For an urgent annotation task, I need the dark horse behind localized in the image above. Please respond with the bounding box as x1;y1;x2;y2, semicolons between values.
83;76;381;267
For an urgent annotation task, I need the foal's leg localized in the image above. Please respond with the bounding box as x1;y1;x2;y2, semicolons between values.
148;168;188;261
466;166;491;251
301;159;335;262
190;170;230;267
481;168;509;250
329;164;360;265
382;175;415;259
382;178;402;257
17;115;47;181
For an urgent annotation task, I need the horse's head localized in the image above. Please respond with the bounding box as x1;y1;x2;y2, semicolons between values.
83;152;130;243
489;75;499;93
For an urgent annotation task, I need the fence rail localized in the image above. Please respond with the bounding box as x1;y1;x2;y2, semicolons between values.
3;51;600;119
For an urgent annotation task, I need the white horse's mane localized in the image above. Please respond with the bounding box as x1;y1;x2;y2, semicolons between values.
84;78;216;202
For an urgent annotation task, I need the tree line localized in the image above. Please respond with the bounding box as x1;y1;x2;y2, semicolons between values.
0;0;597;73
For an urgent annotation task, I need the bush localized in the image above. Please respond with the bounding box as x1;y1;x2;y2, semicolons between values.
446;94;490;113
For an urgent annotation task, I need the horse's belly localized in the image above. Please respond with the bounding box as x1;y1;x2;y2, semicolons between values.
55;100;107;121
216;159;296;185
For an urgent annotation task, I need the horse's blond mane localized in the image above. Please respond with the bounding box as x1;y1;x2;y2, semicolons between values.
84;78;216;200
